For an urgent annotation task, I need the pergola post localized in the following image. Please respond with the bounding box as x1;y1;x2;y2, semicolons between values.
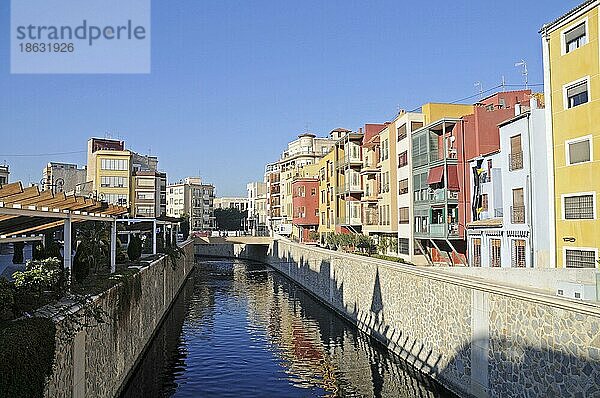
110;219;117;273
63;216;72;282
152;219;157;255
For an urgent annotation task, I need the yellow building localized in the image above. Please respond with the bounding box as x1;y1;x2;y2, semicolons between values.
541;0;600;268
86;138;132;207
318;147;338;240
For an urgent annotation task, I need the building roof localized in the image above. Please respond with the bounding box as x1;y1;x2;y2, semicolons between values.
540;0;598;33
0;181;127;239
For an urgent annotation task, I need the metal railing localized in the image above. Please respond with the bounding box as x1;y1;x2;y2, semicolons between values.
509;152;524;171
511;206;525;224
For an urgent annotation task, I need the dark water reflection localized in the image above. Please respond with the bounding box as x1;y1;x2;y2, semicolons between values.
120;258;456;397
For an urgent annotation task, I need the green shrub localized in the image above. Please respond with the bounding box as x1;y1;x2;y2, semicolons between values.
0;318;56;398
128;235;143;261
12;258;65;301
0;279;15;321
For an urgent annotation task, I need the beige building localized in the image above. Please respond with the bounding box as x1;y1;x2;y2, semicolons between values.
167;177;215;231
266;132;337;234
132;170;167;218
247;182;268;235
42;162;87;194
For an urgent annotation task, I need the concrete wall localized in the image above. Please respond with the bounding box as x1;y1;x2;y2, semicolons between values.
197;239;600;398
45;240;194;398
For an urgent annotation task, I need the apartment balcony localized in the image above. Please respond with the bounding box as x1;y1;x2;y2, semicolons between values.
414;223;459;239
494;208;503;217
360;164;380;175
336;216;362;226
509;152;524;171
337;184;362;195
415;188;459;204
511;206;525;224
361;192;378;202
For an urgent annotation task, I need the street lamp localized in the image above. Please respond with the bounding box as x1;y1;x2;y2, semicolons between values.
40;177;64;193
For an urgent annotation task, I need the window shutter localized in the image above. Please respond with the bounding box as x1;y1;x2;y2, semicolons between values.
568;140;591;164
510;135;522;153
567;82;587;97
565;23;586;44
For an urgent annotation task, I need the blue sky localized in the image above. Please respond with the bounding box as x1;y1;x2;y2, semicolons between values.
0;0;580;196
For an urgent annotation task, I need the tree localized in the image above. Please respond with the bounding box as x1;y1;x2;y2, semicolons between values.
74;222;110;275
214;208;248;231
12;242;24;264
179;214;190;239
128;235;143;261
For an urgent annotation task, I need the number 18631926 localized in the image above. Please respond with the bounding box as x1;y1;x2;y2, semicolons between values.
19;43;74;52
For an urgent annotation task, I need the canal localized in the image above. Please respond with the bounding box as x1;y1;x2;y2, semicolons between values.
121;258;456;397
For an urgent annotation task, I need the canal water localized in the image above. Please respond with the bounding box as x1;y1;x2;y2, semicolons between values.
121;258;456;398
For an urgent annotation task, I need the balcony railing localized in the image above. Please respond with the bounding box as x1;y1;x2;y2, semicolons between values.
415;223;459;239
511;206;525;224
509;152;524;171
494;208;503;218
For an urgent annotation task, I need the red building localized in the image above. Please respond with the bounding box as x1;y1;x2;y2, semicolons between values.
292;178;319;242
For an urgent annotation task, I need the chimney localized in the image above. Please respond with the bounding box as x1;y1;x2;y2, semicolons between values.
529;97;538;110
514;102;521;116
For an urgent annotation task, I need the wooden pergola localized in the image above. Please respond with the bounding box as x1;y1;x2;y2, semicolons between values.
0;181;128;277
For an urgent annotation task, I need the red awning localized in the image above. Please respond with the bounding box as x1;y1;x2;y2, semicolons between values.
427;166;444;185
447;165;460;191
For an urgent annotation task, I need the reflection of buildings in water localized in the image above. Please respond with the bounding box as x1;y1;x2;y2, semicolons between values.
120;277;195;398
244;268;443;398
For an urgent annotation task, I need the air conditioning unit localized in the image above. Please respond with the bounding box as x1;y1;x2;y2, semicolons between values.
556;281;597;301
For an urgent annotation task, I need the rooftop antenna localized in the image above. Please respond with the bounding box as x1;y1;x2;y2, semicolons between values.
474;81;483;99
501;75;506;92
515;60;529;89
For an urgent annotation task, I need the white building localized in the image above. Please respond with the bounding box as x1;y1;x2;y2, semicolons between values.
467;99;551;268
0;164;9;185
247;182;268;235
167;177;215;231
394;112;427;264
214;197;249;212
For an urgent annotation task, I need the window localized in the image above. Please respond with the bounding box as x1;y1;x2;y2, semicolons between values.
512;240;526;268
565;249;596;268
399;207;409;224
311;188;316;196
512;188;525;223
510;135;523;171
101;176;127;188
565;79;589;109
566;136;592;165
411;121;423;132
100;158;128;171
481;194;488;212
472;238;481;267
399;238;409;255
490;239;501;267
487;159;493;180
399;179;408;195
397;124;407;141
564;22;587;54
563;194;595;219
398;151;408;167
380;139;389;161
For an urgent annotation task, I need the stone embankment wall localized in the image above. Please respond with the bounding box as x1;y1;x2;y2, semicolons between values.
196;239;600;398
45;240;195;398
